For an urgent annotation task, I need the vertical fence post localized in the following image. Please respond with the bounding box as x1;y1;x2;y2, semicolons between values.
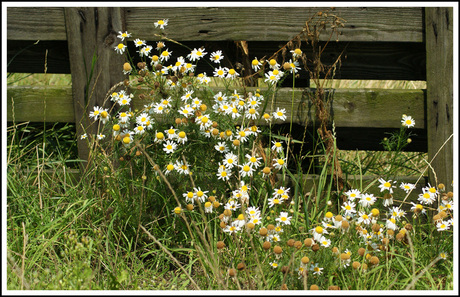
425;7;454;191
64;7;126;167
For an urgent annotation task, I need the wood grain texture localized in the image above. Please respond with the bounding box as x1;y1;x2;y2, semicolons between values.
124;7;424;42
7;85;425;128
6;86;74;122
7;7;424;42
7;7;67;40
425;7;454;190
64;7;127;163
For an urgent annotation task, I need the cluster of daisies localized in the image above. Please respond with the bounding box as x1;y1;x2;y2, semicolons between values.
84;20;303;184
212;175;453;280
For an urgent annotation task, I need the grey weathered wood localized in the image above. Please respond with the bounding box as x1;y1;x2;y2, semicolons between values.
121;7;424;42
425;7;454;191
6;86;74;122
64;7;127;164
7;7;424;42
7;7;67;40
7;85;425;129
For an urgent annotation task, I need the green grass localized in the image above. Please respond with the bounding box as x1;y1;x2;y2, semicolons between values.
6;104;452;290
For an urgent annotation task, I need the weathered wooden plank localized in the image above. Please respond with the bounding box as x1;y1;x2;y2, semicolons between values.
7;85;426;129
7;7;424;42
6;86;74;122
425;7;454;191
64;7;127;163
7;40;427;82
7;7;67;40
124;7;424;42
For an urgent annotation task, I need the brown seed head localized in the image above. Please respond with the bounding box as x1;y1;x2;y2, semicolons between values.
237;262;246;270
219;221;227;229
439;210;448;219
304;238;313;247
372;223;381;233
369;256;379;265
216;241;225;249
328;285;340;290
273;245;283;254
267;224;275;231
341;220;350;230
301;256;310;264
228;268;236;277
223;209;232;217
186;204;194;211
447;191;453;198
340;253;350;260
382;237;390;246
312;244;320;252
396;232;405;241
287;239;295;247
310;284;319;290
262;241;271;250
259;227;268;236
283;62;292;70
404;223;413;231
352;261;361;269
358;247;366;257
294;240;302;249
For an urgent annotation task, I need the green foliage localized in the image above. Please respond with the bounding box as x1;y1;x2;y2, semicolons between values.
6;11;453;292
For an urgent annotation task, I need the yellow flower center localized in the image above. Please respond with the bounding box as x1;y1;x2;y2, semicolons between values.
252;59;259;66
167;164;175;171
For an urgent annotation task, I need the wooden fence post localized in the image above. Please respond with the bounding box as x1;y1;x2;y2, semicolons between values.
64;7;126;166
425;7;454;191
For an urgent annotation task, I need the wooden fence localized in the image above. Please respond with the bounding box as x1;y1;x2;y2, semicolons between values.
6;6;454;190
